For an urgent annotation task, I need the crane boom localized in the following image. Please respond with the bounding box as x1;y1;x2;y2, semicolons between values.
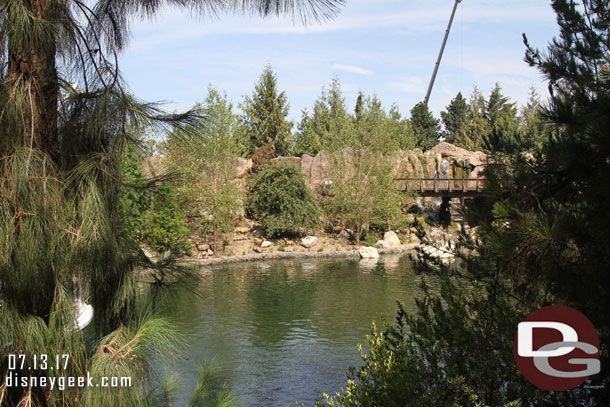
424;0;462;105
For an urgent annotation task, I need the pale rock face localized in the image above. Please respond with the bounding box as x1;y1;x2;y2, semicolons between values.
300;236;318;248
359;246;379;259
261;240;272;248
231;157;252;179
376;240;390;249
382;231;402;248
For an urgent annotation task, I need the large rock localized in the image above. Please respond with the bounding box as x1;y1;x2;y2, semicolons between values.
359;246;379;259
300;152;330;186
376;240;389;249
382;231;402;248
261;240;272;248
300;236;318;248
232;157;252;179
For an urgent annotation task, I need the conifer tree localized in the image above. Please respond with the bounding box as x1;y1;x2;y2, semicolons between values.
241;65;293;156
441;92;468;143
410;102;440;151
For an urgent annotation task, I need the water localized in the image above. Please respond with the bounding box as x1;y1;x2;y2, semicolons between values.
170;253;434;407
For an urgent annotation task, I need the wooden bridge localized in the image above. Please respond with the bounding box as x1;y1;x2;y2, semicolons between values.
395;178;487;198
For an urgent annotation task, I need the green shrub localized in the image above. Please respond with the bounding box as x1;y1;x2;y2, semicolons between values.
246;163;320;237
143;182;191;255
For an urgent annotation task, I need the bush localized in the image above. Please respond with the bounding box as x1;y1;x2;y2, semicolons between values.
246;163;320;237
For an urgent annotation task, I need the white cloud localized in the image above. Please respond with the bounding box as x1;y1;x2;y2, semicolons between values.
388;76;426;94
332;64;373;76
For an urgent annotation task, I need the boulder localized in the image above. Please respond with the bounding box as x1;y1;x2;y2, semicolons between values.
376;240;389;249
382;231;402;248
359;246;379;259
300;236;318;248
261;240;272;248
339;230;349;239
196;243;210;252
231;157;252;179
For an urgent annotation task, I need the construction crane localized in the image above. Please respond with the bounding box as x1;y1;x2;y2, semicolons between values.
424;0;463;106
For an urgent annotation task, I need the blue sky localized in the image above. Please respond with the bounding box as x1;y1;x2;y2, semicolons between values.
120;0;559;123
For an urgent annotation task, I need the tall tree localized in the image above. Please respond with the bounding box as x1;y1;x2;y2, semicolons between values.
292;77;350;155
410;102;440;151
166;86;243;250
241;64;293;156
441;92;468;144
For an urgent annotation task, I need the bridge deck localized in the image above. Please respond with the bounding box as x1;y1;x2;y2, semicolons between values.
395;178;486;197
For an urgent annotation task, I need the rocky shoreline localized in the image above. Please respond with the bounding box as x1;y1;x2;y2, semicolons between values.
178;244;420;267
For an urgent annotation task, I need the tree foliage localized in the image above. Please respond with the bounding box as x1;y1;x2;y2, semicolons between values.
166;86;243;249
410;102;440;151
246;162;320;237
241;65;293;156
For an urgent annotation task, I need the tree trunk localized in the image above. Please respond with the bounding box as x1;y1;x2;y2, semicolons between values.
6;0;58;158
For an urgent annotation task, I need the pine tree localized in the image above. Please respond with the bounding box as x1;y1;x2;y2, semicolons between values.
241;65;293;156
119;145;149;242
441;92;468;144
410;102;440;151
143;182;191;255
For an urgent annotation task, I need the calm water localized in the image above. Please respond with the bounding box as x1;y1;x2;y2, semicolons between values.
170;253;434;407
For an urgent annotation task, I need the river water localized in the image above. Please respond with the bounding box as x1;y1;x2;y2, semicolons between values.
170;253;434;407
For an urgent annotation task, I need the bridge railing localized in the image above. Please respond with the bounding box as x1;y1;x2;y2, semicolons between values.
396;178;485;193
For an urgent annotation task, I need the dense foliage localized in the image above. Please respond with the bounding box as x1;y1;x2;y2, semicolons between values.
119;146;149;242
165;87;243;250
246;163;320;237
142;182;191;255
241;65;293;156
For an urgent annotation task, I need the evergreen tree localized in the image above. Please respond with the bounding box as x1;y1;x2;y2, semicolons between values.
292;77;350;155
241;65;293;156
118;145;149;242
143;182;191;255
483;83;521;153
518;88;549;153
456;87;491;151
293;109;322;156
441;92;468;143
246;163;320;237
410;102;440;151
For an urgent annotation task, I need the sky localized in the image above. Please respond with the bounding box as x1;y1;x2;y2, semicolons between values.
120;0;560;123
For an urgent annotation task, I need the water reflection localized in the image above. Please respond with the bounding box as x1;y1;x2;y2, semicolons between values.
170;253;437;407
